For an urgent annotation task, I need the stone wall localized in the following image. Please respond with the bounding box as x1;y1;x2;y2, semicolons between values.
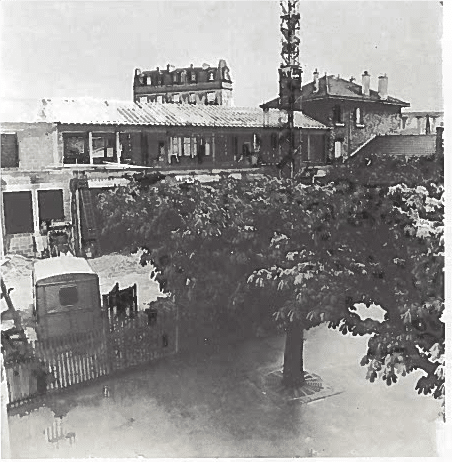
302;100;402;159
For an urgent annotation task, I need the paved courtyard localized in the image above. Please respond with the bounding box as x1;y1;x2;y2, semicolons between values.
6;324;441;458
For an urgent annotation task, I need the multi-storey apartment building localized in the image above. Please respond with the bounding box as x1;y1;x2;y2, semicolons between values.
133;59;233;106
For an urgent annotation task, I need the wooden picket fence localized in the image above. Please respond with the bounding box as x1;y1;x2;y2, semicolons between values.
4;307;177;409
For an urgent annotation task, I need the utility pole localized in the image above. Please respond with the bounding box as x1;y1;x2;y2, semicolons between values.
277;0;302;178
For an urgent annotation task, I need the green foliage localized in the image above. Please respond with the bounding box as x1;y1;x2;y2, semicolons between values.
97;152;444;401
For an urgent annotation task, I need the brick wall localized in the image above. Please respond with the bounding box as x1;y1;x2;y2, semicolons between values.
5;233;35;256
18;124;56;169
1;122;57;169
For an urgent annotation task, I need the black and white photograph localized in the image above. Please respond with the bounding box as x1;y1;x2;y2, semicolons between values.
0;0;447;458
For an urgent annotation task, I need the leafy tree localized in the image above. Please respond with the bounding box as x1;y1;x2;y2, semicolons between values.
97;152;443;402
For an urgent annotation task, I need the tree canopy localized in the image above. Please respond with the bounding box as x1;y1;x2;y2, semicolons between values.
97;151;444;403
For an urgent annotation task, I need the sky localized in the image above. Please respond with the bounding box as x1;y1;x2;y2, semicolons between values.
0;0;444;111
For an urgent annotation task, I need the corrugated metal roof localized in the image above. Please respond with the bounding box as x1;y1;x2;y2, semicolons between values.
1;98;327;129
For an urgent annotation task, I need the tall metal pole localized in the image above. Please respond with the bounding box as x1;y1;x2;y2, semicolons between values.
278;0;302;178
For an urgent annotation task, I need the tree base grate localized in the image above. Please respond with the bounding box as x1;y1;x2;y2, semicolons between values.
262;368;343;404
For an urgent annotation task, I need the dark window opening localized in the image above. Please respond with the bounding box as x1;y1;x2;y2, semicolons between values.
1;133;19;168
119;133;133;163
162;333;169;347
59;286;78;306
332;105;343;124
271;132;278;149
141;133;149;165
158;141;165;160
38;190;64;224
63;134;89;164
3;191;33;234
233;136;238;159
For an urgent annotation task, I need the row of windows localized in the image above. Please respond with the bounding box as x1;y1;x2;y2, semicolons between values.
142;68;231;87
332;105;364;126
3;189;64;235
139;91;218;105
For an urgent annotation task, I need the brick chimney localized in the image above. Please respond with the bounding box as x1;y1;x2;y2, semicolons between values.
378;74;388;100
362;71;370;96
313;69;319;92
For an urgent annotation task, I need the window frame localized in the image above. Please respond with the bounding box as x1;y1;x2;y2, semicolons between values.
271;132;278;150
63;133;89;165
332;105;345;126
91;133;117;164
206;92;216;105
38;189;64;224
2;190;34;235
59;285;79;307
1;133;19;168
189;72;197;83
355;107;364;127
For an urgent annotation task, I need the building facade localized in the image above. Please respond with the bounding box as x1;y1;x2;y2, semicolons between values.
399;110;444;135
262;70;410;161
133;60;233;107
1;98;329;257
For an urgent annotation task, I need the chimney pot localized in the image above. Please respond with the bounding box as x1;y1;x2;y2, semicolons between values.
362;71;370;96
378;74;388;100
313;68;319;92
156;67;160;72
167;64;170;72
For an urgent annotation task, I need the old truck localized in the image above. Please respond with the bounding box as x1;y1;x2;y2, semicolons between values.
32;256;103;340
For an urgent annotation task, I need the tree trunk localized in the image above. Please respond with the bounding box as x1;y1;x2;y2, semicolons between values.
282;319;306;387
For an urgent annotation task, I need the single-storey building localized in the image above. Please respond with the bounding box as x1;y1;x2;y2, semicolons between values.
1;98;329;257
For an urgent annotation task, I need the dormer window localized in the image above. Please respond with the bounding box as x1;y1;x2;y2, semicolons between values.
146;76;152;85
208;71;215;81
332;105;344;126
190;72;197;83
172;73;179;84
355;107;364;127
